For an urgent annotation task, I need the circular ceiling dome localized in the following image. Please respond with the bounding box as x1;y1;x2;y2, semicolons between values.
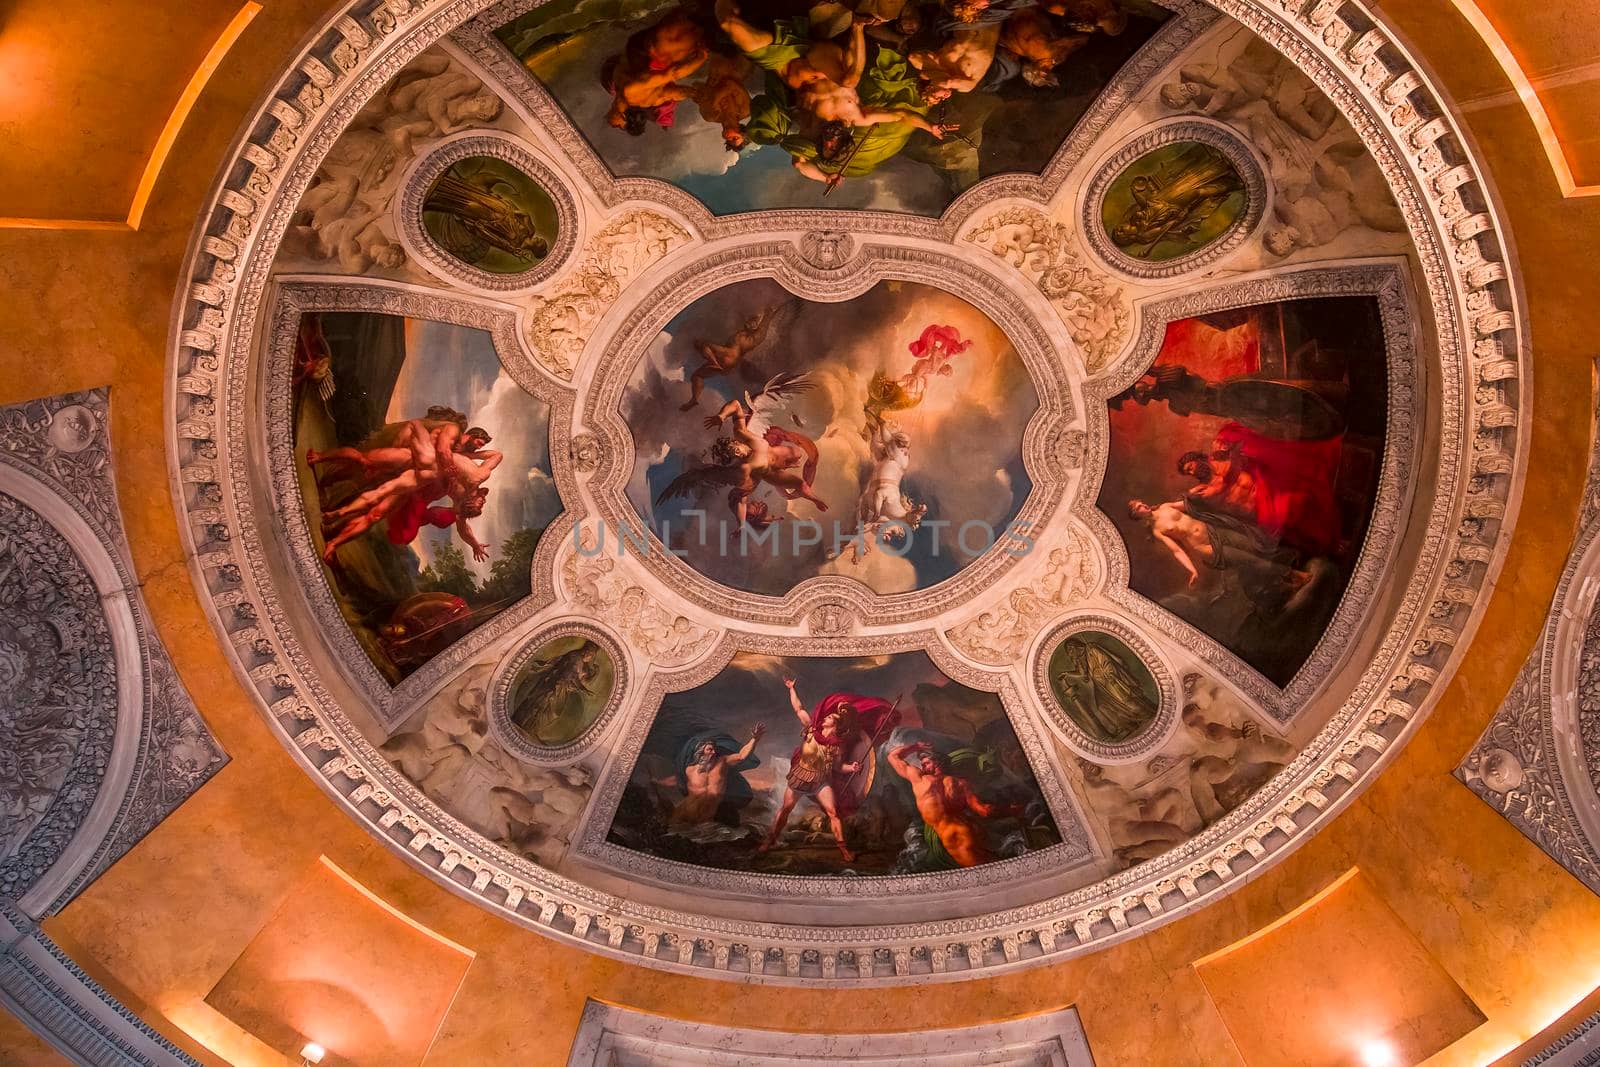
168;0;1524;983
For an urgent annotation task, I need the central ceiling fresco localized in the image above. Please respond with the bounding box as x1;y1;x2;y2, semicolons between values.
166;0;1524;984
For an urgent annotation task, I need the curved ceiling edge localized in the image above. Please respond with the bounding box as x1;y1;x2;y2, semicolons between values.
164;0;1527;984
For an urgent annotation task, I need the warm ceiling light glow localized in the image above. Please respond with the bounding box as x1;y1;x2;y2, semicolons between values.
300;1043;326;1065
1358;1039;1398;1067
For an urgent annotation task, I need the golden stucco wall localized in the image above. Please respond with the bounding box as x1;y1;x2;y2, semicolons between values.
4;1;1600;1064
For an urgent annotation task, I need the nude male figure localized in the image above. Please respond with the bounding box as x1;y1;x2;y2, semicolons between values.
703;398;830;519
1178;446;1257;520
909;23;1001;102
662;726;766;827
307;421;487;485
887;741;1020;867
716;0;955;137
320;420;502;561
680;305;778;410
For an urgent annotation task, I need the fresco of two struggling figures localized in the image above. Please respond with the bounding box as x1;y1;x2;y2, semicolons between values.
495;0;1169;214
607;651;1062;875
291;312;563;682
1099;295;1389;687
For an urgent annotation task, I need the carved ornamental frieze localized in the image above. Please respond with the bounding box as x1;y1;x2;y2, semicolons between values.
165;0;1525;984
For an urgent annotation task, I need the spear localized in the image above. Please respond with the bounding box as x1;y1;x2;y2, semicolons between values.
821;129;867;198
838;692;902;796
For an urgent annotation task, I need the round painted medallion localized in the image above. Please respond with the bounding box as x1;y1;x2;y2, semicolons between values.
1100;141;1249;263
421;155;557;274
506;633;616;748
1046;630;1161;745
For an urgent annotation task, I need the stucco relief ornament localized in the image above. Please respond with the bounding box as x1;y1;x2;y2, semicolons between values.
806;601;853;637
567;432;603;475
45;406;97;455
0;496;117;892
1053;427;1088;471
522;210;690;380
797;231;856;270
559;531;715;668
965;207;1129;373
948;525;1100;665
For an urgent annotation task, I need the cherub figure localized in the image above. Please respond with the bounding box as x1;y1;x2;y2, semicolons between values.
601;12;711;136
863;323;972;426
654;373;828;525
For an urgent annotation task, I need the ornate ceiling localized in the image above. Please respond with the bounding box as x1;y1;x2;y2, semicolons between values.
165;0;1524;984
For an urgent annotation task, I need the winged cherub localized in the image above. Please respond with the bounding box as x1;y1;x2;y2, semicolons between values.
655;372;827;526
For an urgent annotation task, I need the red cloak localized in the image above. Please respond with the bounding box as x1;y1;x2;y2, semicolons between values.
763;426;820;488
791;693;900;816
907;324;972;360
1214;422;1344;557
386;493;458;546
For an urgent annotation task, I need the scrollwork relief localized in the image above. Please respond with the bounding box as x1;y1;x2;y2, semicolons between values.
523;210;691;381
161;0;1526;984
559;530;716;669
964;207;1131;374
948;524;1100;666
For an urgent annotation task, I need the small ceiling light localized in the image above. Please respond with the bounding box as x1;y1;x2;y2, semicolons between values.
300;1042;326;1066
1357;1039;1398;1067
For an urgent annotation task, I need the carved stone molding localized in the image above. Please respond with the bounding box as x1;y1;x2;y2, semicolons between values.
1524;1010;1600;1066
0;906;200;1067
566;999;1098;1066
163;0;1526;984
1457;394;1600;896
0;389;226;919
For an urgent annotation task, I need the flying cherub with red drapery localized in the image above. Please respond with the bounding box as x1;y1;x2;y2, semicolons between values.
862;323;973;428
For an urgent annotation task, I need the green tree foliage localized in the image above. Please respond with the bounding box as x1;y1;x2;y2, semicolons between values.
417;539;478;599
481;527;544;604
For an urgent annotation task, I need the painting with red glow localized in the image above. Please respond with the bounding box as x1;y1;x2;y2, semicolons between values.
1097;296;1388;686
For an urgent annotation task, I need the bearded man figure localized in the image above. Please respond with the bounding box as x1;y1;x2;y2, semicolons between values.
666;725;765;828
888;741;1025;867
